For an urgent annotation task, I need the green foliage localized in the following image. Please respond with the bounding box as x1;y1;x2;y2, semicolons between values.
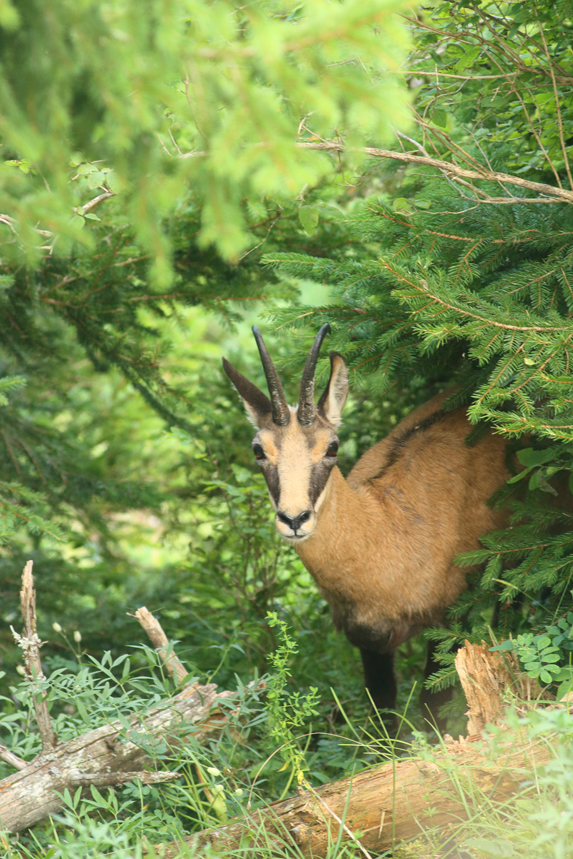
0;0;410;271
492;608;573;688
265;612;319;788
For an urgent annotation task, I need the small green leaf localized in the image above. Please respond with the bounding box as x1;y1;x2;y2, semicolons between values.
517;447;556;467
431;108;448;128
298;206;319;235
392;197;413;213
491;639;515;652
87;170;106;190
454;45;481;72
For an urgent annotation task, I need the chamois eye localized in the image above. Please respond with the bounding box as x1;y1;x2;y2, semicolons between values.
253;443;266;461
326;441;339;457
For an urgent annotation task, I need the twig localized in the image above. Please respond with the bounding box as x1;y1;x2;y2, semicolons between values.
132;606;191;686
535;3;573;190
68;770;179;788
82;190;115;214
11;561;57;752
0;743;27;771
179;142;573;203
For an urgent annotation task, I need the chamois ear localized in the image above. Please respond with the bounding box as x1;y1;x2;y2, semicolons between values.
222;358;272;428
317;351;349;427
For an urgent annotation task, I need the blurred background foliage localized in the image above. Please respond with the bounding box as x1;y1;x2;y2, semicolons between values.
0;0;410;275
2;0;573;855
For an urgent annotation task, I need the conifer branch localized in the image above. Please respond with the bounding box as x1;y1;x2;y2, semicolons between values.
378;262;572;333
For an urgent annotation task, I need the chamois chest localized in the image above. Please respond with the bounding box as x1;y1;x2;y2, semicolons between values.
296;399;509;652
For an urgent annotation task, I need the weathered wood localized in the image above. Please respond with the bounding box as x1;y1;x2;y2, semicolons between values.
165;737;552;858
0;743;26;772
0;681;234;833
455;640;547;736
12;561;57;751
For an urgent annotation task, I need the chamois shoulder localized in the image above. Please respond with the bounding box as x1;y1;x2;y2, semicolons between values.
346;391;459;489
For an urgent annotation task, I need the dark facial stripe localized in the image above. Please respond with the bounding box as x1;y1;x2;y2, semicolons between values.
308;459;336;506
262;465;281;506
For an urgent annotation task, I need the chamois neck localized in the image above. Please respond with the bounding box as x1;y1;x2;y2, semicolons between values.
294;466;376;596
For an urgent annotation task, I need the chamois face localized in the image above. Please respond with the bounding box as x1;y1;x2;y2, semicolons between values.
223;324;349;542
252;410;339;541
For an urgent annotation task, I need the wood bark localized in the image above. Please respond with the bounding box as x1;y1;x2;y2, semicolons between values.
454;640;548;737
0;681;234;833
164;642;555;858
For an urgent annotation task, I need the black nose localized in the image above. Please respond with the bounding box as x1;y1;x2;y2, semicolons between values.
277;510;312;531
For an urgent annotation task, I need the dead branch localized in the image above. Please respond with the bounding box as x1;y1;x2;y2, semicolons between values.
295;142;573;204
0;743;26;772
455;640;548;737
11;561;57;751
164;736;552;858
0;564;239;833
133;606;191;686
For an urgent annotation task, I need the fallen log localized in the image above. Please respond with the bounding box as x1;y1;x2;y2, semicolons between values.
164;641;555;858
163;734;551;857
0;563;239;833
0;680;234;833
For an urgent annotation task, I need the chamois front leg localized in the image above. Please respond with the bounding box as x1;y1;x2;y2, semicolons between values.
359;648;397;724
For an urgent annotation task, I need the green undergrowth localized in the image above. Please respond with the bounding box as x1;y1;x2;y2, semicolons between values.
3;619;573;858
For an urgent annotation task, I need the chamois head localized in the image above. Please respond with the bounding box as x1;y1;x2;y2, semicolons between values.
223;325;349;541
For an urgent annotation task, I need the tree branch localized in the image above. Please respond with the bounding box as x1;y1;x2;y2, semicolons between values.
295;142;573;203
82;190;115;213
68;770;179;788
132;606;191;687
0;743;27;772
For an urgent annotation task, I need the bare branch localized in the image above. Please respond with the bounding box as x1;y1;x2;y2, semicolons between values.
0;743;27;772
535;3;573;190
13;561;57;752
295;142;573;203
82;190;115;214
68;770;179;788
133;606;191;686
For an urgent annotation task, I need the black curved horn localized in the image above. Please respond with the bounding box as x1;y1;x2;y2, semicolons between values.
252;326;290;427
297;323;331;426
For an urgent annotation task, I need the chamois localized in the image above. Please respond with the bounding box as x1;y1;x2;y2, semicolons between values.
223;324;509;723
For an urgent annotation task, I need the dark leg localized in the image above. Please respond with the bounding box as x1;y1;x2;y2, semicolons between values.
360;648;397;725
420;639;452;732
